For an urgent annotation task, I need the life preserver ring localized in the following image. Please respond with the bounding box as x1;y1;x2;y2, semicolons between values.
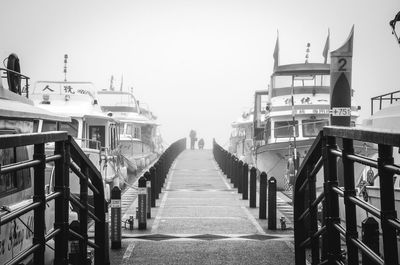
6;53;21;94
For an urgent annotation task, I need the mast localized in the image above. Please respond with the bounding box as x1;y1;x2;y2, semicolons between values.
63;54;68;82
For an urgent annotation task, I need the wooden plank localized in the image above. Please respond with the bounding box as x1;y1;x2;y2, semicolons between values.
0;131;68;149
323;126;400;147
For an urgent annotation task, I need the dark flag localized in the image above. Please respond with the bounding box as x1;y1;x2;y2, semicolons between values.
322;29;330;64
273;33;279;70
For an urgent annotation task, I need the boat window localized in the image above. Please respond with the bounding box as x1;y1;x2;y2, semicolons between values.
89;126;105;148
126;124;133;136
274;121;299;138
119;123;125;134
302;119;329;137
59;119;79;138
42;119;79;137
0;131;31;197
134;127;141;139
265;120;271;140
274;75;330;88
42;120;58;132
33;120;39;132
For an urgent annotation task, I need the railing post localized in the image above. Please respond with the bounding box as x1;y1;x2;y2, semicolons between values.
322;136;341;263
342;138;359;264
249;167;257;208
294;170;307;265
268;177;277;230
307;164;319;264
80;165;89;262
54;140;69;264
259;172;267;219
242;163;248;200
377;144;398;264
362;217;380;265
33;143;46;265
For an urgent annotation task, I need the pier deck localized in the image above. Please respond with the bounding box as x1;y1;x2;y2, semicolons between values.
110;149;294;265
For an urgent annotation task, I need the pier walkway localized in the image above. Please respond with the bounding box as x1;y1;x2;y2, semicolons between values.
110;149;295;265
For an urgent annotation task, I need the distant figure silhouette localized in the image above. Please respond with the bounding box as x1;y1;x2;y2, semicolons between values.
189;129;197;150
198;138;204;149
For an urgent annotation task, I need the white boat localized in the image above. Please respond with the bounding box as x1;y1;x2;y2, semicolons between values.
351;90;400;223
229;108;254;165
96;89;161;177
30;81;127;196
253;37;359;190
0;54;71;264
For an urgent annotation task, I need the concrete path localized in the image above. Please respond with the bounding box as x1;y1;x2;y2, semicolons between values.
110;149;295;265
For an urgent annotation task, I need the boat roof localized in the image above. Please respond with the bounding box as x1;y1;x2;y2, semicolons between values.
273;63;330;76
31;80;117;120
0;87;70;122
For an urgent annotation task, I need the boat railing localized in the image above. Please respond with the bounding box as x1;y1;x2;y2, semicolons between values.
294;126;400;264
370;89;400;115
0;67;30;98
76;137;102;151
0;131;107;264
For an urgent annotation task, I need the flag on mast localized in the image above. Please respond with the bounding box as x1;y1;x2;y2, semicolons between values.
322;29;330;64
273;32;279;70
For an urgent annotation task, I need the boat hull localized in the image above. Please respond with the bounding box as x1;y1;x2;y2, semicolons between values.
255;139;315;190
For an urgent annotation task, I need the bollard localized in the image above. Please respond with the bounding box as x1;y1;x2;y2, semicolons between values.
150;167;156;207
259;172;267;219
233;158;238;188
268;177;277;230
155;162;161;199
250;167;257;208
230;155;234;181
362;217;380;265
238;160;243;194
110;186;121;249
144;171;151;219
68;220;80;264
242;163;249;200
138;176;147;230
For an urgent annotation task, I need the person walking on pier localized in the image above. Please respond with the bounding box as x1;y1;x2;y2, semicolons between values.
198;138;204;149
189;129;197;149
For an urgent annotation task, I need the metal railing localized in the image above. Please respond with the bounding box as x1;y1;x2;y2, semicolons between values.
0;131;107;265
294;126;400;264
370;90;400;115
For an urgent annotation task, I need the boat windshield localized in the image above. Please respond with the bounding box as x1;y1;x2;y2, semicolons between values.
302;119;329;137
274;121;299;138
274;74;330;88
42;119;79;138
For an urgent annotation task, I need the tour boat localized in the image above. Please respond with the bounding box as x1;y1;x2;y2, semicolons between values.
96;89;162;178
253;37;360;190
30;80;127;195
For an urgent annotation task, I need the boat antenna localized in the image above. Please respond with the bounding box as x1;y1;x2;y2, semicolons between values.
120;74;123;92
110;75;114;91
390;11;400;47
290;75;298;174
305;43;311;63
63;54;68;82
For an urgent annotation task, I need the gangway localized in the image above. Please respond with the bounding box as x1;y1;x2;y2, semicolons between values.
0;132;108;265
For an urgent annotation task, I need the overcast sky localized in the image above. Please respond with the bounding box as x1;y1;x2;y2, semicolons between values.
1;0;400;147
